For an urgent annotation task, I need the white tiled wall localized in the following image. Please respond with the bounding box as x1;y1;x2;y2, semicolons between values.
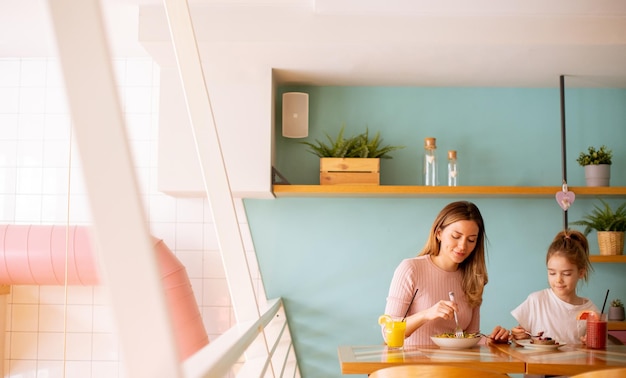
0;58;262;377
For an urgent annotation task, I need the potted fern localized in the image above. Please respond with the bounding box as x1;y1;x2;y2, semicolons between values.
576;145;613;187
301;126;404;185
571;199;626;255
608;299;625;321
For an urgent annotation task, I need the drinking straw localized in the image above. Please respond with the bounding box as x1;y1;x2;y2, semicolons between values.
601;289;610;315
402;288;419;321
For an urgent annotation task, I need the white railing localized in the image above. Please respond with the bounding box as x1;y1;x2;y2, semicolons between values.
47;0;297;375
184;298;300;378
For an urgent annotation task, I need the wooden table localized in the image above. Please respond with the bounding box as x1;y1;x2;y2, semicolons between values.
337;344;526;375
491;342;626;376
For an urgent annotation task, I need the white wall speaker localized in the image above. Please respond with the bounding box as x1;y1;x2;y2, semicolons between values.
282;92;309;138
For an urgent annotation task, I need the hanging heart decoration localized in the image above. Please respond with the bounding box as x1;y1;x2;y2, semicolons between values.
555;183;575;211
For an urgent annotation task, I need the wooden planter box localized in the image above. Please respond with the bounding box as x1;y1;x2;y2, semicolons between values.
320;158;380;185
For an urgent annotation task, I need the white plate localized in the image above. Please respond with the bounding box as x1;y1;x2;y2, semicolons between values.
514;339;566;350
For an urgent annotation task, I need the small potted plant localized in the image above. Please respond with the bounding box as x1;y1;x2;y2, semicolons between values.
301;125;404;185
576;145;613;187
571;199;626;255
608;298;625;321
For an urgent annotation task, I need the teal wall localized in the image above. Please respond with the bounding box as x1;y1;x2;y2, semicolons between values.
245;86;626;378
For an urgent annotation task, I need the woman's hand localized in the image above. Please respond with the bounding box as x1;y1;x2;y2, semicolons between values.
424;300;456;321
488;325;510;343
510;325;530;340
402;300;457;337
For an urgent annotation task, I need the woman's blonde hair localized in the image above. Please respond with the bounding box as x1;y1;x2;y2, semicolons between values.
546;229;593;282
418;201;488;308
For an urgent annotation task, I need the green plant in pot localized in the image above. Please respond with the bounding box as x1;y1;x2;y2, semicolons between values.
301;125;404;185
300;125;404;159
608;298;625;321
576;145;613;187
570;199;626;256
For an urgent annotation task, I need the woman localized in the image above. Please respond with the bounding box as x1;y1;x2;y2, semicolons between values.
383;201;509;346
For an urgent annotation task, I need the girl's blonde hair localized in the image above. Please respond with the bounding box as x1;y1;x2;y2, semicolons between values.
546;229;593;282
418;201;488;308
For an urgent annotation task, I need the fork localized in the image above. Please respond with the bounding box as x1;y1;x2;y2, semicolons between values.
524;331;544;338
448;292;463;338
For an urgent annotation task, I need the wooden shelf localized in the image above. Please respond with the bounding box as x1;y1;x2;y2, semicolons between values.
589;255;626;263
272;185;626;198
609;321;626;331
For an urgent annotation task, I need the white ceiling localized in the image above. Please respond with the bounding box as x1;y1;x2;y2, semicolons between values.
3;0;626;87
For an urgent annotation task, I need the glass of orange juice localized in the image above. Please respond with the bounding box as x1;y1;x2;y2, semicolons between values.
379;315;406;349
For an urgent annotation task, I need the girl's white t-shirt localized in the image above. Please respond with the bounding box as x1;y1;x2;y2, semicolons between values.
511;288;599;345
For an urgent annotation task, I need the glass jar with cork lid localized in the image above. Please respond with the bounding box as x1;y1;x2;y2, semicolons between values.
447;150;458;187
423;137;438;186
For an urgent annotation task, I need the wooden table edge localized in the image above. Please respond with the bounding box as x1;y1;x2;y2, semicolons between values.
338;345;525;375
491;342;626;376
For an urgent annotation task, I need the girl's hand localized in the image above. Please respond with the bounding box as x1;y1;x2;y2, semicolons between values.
510;325;530;340
424;300;456;321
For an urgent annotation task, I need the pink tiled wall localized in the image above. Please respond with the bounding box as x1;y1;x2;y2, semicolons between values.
0;58;260;377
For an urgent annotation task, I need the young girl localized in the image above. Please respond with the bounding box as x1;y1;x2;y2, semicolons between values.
510;229;599;345
383;201;509;346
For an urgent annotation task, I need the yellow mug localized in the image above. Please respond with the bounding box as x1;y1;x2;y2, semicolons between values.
379;315;406;349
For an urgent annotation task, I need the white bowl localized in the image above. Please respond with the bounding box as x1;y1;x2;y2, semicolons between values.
430;335;481;349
